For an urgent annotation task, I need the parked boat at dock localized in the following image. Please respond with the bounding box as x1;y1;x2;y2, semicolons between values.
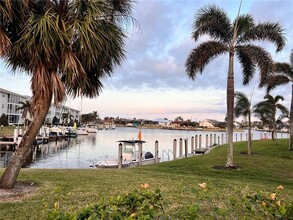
86;124;97;133
49;126;64;141
76;127;88;135
95;139;157;168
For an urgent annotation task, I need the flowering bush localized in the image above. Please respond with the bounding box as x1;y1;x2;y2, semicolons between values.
245;185;293;219
46;184;165;220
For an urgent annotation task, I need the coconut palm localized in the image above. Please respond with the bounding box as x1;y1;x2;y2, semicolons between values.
234;91;253;155
254;94;288;140
185;4;285;167
61;112;73;125
0;0;133;189
16;100;33;130
266;50;293;150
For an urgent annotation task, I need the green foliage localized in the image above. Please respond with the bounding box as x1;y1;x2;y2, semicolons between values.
45;186;165;220
0;113;9;126
244;188;293;219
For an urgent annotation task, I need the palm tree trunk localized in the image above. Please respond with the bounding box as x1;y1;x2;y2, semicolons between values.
248;112;252;155
289;84;293;150
0;92;52;189
226;52;234;167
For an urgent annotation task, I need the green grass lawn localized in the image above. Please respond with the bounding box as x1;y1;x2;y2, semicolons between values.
0;125;24;137
1;139;293;219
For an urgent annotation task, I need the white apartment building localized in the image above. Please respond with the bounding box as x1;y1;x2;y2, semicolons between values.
0;88;80;125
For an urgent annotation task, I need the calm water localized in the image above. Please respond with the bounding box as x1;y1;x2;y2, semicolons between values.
1;127;289;169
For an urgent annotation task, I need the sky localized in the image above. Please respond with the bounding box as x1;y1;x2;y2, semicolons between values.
0;0;292;122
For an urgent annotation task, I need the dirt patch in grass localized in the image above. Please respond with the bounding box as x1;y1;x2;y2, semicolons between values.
239;152;261;156
212;165;242;170
0;181;39;203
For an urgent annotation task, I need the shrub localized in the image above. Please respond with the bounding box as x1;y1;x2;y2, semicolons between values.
0;113;9;126
46;184;165;220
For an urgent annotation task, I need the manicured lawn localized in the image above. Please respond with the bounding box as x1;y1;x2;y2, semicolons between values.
1;139;292;219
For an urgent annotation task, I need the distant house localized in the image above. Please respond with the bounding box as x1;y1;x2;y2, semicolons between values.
199;119;220;128
154;118;171;127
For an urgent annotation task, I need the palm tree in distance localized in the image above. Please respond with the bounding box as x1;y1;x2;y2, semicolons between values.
234;91;254;155
0;0;134;189
16;100;33;131
266;50;293;150
254;94;289;141
61;112;74;126
185;4;285;167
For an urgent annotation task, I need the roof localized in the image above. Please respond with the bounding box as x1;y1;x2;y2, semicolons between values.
117;140;146;145
0;88;31;99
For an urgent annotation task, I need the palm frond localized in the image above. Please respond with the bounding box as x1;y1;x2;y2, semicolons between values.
186;41;227;79
274;95;285;103
192;4;232;43
244;22;286;52
266;74;290;93
290;50;293;69
233;14;254;45
236;46;256;84
236;45;273;86
234;91;251;118
274;62;293;78
276;104;289;116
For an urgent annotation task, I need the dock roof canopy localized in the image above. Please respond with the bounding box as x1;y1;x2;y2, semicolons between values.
118;140;146;144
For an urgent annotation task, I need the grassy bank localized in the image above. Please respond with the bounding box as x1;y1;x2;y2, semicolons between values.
0;126;25;137
1;139;293;219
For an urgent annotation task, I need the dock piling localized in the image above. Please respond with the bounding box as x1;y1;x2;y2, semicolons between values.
155;140;159;163
173;139;177;160
118;143;122;169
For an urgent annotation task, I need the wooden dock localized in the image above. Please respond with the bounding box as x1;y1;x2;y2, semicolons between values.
0;141;16;145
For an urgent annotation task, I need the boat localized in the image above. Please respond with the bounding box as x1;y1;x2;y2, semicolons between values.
65;127;77;138
76;127;88;135
48;126;64;141
95;134;158;168
86;124;97;133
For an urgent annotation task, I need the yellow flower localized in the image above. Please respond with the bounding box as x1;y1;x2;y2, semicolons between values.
270;193;276;200
141;183;149;189
130;213;136;218
261;201;266;207
277;200;281;207
199;182;207;189
277;185;284;190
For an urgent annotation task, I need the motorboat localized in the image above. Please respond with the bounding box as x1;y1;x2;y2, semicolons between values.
86;124;97;133
76;127;88;135
65;127;77;138
48;126;64;141
95;138;158;168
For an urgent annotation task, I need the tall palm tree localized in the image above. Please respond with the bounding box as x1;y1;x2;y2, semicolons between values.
234;91;253;155
185;4;285;167
16;100;32;130
0;0;133;189
266;50;293;150
254;94;288;140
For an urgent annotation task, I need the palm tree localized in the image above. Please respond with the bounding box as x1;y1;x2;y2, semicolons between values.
254;94;289;140
185;4;285;167
61;112;73;125
266;50;293;150
0;0;133;189
16;100;32;130
234;91;253;155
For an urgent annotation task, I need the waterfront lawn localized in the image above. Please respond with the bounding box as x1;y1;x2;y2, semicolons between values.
0;125;24;137
1;139;293;219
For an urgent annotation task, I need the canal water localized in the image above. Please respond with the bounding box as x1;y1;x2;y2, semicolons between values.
0;127;289;169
